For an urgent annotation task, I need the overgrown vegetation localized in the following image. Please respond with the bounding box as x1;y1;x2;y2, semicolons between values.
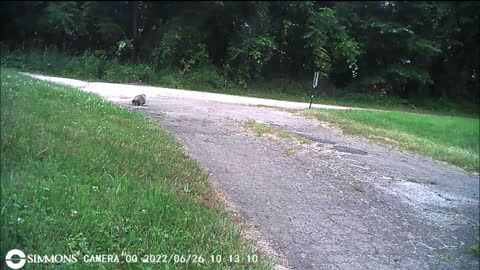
0;69;270;269
1;2;479;115
305;109;480;172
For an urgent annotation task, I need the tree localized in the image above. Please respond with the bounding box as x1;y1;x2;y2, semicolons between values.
1;1;478;104
304;7;361;81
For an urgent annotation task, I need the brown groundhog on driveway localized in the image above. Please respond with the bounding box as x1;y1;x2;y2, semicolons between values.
132;94;146;106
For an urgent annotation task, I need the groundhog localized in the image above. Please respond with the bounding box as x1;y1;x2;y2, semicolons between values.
132;94;146;106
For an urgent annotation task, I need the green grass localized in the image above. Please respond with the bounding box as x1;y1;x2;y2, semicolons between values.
305;109;480;173
2;48;478;117
0;69;270;269
469;242;480;257
244;121;311;144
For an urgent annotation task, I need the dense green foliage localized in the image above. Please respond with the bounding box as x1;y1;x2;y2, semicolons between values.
7;49;476;115
0;69;269;269
1;1;479;107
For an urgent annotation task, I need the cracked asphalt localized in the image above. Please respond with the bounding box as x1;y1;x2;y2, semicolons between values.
28;74;480;270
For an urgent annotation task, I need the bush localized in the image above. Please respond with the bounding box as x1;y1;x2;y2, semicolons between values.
1;49;27;70
64;56;82;77
131;64;155;84
189;66;224;90
105;62;135;83
153;71;185;89
79;51;106;79
152;17;210;71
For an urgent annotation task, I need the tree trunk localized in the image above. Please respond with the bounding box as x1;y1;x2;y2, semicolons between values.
131;1;138;62
132;1;138;40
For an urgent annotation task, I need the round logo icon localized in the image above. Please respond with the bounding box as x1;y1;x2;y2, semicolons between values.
5;249;26;269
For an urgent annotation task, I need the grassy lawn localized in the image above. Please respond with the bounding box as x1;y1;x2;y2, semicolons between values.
0;69;269;269
305;109;479;173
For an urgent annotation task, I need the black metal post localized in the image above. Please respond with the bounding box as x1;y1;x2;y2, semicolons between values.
309;85;314;109
309;71;319;109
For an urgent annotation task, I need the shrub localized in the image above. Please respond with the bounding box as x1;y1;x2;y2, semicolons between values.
105;62;135;83
74;50;109;79
1;49;27;70
153;71;185;89
189;66;224;90
131;64;155;84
